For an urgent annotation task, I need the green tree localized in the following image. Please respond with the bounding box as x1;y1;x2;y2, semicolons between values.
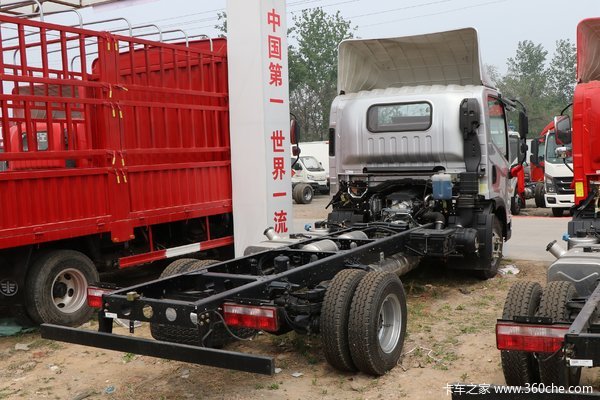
497;40;550;136
546;39;576;108
215;11;227;37
484;64;501;87
289;8;355;140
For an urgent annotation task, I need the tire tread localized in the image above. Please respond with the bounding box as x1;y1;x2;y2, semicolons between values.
536;281;579;385
321;269;367;371
348;271;407;376
500;281;542;385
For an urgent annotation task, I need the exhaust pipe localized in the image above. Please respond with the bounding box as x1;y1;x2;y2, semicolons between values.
370;254;421;276
546;240;566;259
264;227;281;241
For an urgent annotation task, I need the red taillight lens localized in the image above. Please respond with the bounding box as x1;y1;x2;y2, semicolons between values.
496;322;569;353
87;287;111;309
223;303;279;332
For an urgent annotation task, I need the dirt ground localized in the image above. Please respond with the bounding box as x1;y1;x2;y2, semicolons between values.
0;196;584;400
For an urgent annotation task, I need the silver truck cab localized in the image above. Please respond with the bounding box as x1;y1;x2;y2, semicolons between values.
327;28;528;278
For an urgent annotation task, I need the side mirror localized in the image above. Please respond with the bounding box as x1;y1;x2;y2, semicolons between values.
290;118;300;146
518;141;528;165
291;144;300;157
555;146;569;159
530;140;539;165
518;111;529;139
554;115;571;145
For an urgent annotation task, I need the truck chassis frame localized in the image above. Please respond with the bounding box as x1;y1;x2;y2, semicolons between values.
41;222;432;375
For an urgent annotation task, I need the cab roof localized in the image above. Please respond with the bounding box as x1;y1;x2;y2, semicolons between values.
337;27;491;94
577;18;600;83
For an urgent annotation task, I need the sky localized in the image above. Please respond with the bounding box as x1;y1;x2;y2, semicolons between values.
37;0;600;74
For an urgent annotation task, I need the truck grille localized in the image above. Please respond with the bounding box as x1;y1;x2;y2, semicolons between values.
553;177;574;195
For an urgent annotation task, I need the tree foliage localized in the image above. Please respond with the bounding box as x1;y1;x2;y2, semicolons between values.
215;11;227;37
496;39;576;136
546;39;576;107
213;8;354;141
289;9;355;140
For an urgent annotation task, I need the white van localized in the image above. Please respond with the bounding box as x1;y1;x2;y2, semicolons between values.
291;156;329;204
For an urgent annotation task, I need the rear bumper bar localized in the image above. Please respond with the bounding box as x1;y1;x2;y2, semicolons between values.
40;324;274;375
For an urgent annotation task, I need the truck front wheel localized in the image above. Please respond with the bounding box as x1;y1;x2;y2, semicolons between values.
534;183;545;208
500;281;542;385
293;183;313;204
348;271;407;376
510;195;523;215
25;250;98;326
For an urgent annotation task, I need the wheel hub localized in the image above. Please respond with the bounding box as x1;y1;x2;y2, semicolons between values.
492;232;503;261
53;281;68;298
377;293;402;353
51;268;88;313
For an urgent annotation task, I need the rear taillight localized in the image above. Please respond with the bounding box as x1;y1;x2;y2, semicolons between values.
223;303;279;332
87;287;112;309
496;322;569;353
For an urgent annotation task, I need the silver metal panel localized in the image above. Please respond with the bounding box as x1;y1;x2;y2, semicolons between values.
548;245;600;296
331;85;488;176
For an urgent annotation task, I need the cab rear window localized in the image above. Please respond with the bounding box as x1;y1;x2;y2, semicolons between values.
367;102;432;132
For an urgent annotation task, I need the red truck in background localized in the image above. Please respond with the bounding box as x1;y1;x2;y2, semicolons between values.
529;121;551;207
0;14;234;327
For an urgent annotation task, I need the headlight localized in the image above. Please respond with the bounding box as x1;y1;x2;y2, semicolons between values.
545;175;556;193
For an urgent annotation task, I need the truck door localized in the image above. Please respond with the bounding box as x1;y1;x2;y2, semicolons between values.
486;96;511;209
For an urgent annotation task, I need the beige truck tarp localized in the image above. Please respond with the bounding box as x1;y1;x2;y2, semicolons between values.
337;27;492;94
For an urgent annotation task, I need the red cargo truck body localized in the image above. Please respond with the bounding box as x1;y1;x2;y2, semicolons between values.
0;15;233;326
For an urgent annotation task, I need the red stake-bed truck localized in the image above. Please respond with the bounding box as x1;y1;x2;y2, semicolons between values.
0;15;234;327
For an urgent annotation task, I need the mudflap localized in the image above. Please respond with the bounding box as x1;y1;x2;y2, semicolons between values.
446;211;494;271
0;248;33;307
474;212;495;268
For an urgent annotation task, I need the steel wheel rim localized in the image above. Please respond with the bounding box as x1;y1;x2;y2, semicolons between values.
378;293;402;353
492;230;503;264
303;188;311;201
51;268;88;313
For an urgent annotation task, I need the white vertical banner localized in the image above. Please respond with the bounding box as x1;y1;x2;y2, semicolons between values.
228;0;292;256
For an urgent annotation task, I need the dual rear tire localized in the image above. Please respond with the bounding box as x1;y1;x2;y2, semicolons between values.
500;280;581;386
321;270;407;376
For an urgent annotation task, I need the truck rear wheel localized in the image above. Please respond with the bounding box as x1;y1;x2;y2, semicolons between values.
159;258;197;276
321;269;367;372
500;281;542;385
536;281;581;386
534;183;545;208
293;183;313;204
348;271;407;376
150;259;252;348
25;250;98;326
